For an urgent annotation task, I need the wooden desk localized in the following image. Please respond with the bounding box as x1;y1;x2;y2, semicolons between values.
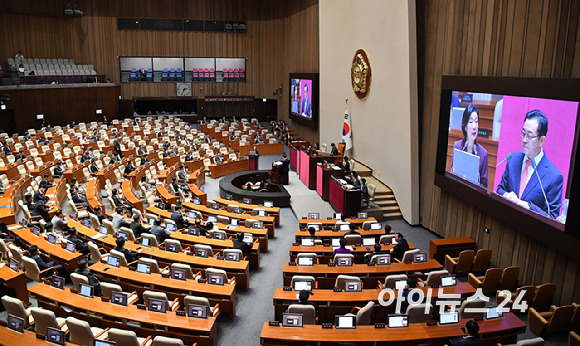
63;161;89;184
182;202;276;238
213;197;280;226
157;184;178;206
288;243;414;264
272;283;476;323
294;228;390;242
30;283;218;346
429;237;476;264
316;164;346;201
187;168;207;205
0;324;73;345
86;179;104;211
260;313;525;345
90;262;237;320
298;217;378;228
0;263;29;304
122;181;144;212
329;177;361;217
282;260;443;289
0;176;29;225
209;159;249;179
238;142;284;156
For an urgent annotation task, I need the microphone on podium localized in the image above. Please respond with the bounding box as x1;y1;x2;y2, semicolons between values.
530;159;551;217
496;153;513;167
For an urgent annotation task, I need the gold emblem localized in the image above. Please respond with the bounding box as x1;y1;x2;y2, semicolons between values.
351;49;371;100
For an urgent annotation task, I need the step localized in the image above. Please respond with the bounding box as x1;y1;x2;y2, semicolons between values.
353;159;403;221
383;212;403;220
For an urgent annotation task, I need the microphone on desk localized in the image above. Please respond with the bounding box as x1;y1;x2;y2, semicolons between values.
530;159;550;217
495;153;513;167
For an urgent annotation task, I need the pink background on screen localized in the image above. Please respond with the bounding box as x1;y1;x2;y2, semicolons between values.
493;96;579;203
300;80;313;116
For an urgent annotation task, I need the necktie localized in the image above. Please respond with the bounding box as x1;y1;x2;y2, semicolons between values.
519;159;531;198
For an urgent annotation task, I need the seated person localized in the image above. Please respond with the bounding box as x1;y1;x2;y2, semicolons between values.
39;173;53;189
93;205;105;224
130;214;150;238
111;188;129;209
66;227;88;254
390;232;409;261
51;209;69;232
89;159;99;174
214;155;224;164
111;207;131;230
170;207;187;230
343;156;351;172
52;160;64;177
363;243;385;264
307;227;320;241
14;149;26;161
333;237;351;256
204;221;219;236
28;245;68;279
170;177;180;195
291;290;316;308
152;219;171;244
70;188;89;208
452;320;486;346
399;278;420;313
113;236;139;263
22;192;34;211
123;161;136;175
32;196;51;222
74;258;102;296
33;186;47;203
345;223;360;236
232;232;251;255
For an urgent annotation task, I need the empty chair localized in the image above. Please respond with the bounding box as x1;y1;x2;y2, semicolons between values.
183;295;220;317
1;296;34;328
138;257;166;274
471;249;492;274
152;335;185;346
70;272;89;290
458;298;486;319
108;328;152;346
164;239;185;253
344;234;362;245
444;250;475;275
528;305;575;337
407;303;433;323
499;266;520;291
288;304;317;325
205;268;235;285
417;269;449;287
532;283;557;312
171;263;195;279
193;244;214;257
141;233;159;248
380;274;408;289
335;275;362;290
496;285;535;313
66;317;109;345
345;301;375;325
296;253;318;264
468;268;502;295
333;253;354;264
379;234;396;245
142;290;179;311
400;248;420;263
31;307;68;335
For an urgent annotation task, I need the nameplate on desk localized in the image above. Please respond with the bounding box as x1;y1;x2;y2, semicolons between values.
322;323;333;329
404;260;412;264
288;262;296;266
70;289;78;294
0;205;10;209
101;297;110;302
427;321;437;326
474;316;483;321
367;262;375;266
7;224;23;230
327;217;332;220
176;311;186;317
333;288;342;292
431;284;439;288
323;243;330;247
216;256;224;260
327;263;335;267
198;279;206;283
137;304;146;310
161;273;170;278
374;323;386;329
269;321;280;327
283;286;292;291
36;333;46;340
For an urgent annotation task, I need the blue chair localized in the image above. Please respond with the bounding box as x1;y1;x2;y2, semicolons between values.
163;68;168;73
176;68;182;73
131;68;136;73
147;68;152;73
177;72;183;80
162;73;168;81
146;73;152;81
170;68;175;73
130;72;136;81
169;73;175;80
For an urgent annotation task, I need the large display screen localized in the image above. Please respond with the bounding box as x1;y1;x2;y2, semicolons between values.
289;73;318;126
435;76;580;259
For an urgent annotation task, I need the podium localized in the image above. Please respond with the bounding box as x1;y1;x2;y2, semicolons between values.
270;162;282;184
249;153;259;170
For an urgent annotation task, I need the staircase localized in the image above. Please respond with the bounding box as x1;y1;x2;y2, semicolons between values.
354;161;403;221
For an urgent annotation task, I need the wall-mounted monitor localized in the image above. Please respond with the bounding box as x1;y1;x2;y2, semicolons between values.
435;76;580;260
289;73;319;128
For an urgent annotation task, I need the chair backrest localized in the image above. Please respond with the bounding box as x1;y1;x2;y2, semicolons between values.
288;304;316;325
205;267;229;281
296;253;318;264
102;219;115;234
290;275;316;289
152;335;185;346
1;296;31;328
100;282;122;299
344;234;361;245
88;241;102;263
454;250;475;274
533;283;556;312
183;295;210;316
108;328;141;346
165;239;183;252
110;249;128;266
459;298;486;319
499;266;520;291
407;303;433;323
118;227;136;241
472;249;492;273
142;290;170;311
333;253;354;264
9;244;24;268
142;233;159;247
335;275;361;290
21;256;43;282
31;307;60;335
384;274;408;288
516;337;545;346
70;272;89;290
0;238;9;261
570;304;580;333
480;268;502;294
171;263;194;279
401;249;420;262
379;234;396;245
356;301;375;325
424;269;449;286
139;257;161;273
545;305;575;334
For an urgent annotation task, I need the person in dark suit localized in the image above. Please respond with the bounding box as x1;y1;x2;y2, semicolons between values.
113;236;139;263
66;227;88;254
496;110;563;218
39;174;53;189
23;193;34;211
2;142;11;155
390;233;409;261
301;83;311;118
89;159;99;174
113;139;123;158
80;151;91;163
280;154;290;185
28;244;68;279
151;219;171;244
93;205;105;224
71;188;89;208
33;197;51;222
330;143;338;156
171;208;187;230
111;189;126;208
345;223;360;236
130;214;149;238
170;177;180;195
33;186;47;203
363;243;386;264
74;258;102;296
343;156;351;172
232;232;251;255
453;320;486;346
361;178;370;202
137;145;146;156
14;150;25;161
53;160;64;177
123;161;135;175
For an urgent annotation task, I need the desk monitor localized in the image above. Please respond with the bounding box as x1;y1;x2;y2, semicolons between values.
230;218;239;226
99;225;108;234
370;223;382;230
387;314;409;328
232;207;242;214
308;212;320;220
213;232;225;240
141;237;151;247
357;212;368;219
252;221;263;229
79;283;93;298
225;251;240;262
211;203;219;210
362;237;375;246
208;273;225;286
243;233;253;244
307;223;321;231
188;228;200;236
31;226;40;235
195;248;208;258
148;298;166;313
193;198;201;205
7;314;24;333
439;311;459;325
51;275;65;290
47;233;56;244
395;279;407;291
336;257;353;267
264;201;274;208
46;327;66;345
136;262;151;274
451;148;480;185
257;210;267;217
65;241;76;252
9;259;18;271
166;243;179;253
339;224;350;231
486;306;504;320
282;313;303;328
413;253;427;263
107;255;120;268
441;275;457;287
345;281;362;292
171;268;187;281
187;304;208;319
331;238;341;247
188;212;198;219
297;257;314;266
83;219;92;227
376;254;391;266
158;202;165;210
293;280;312;291
335;315;356;329
207;215;217;223
243;197;251;204
166;223;175;231
225;194;233;200
333;213;342;220
301;238;315;247
94;340;116;346
111;291;128;307
20;219;28;227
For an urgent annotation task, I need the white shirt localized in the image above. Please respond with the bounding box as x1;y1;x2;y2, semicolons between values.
521;149;544;187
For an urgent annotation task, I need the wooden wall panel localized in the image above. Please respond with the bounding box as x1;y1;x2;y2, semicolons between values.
418;0;580;305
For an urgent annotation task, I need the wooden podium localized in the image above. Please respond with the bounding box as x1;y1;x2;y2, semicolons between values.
249;153;259;170
270;162;282;184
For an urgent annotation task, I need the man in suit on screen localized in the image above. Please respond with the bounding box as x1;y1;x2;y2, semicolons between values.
496;110;563;219
301;83;311;118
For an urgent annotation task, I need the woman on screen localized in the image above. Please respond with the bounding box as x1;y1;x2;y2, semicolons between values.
452;104;488;188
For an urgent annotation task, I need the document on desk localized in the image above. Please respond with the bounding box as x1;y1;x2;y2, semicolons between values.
61;305;75;313
7;224;24;230
91;233;106;240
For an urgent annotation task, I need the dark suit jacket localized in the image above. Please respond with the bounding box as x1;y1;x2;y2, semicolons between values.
33;201;50;221
330;147;338;156
171;212;186;229
454;336;487;346
232;239;251;254
130;221;149;238
31;254;53;271
113;245;138;263
67;235;88;251
33;190;44;203
392;238;409;261
53;165;63;177
152;226;171;244
89;164;99;173
496;151;563;218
